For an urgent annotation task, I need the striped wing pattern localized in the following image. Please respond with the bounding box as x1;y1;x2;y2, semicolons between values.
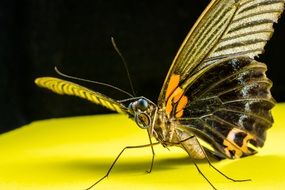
204;0;285;65
35;77;126;114
158;0;284;105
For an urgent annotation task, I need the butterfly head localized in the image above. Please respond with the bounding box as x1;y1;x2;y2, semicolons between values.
128;98;156;129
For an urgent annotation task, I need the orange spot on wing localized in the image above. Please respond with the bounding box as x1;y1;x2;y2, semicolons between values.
176;96;188;112
165;74;180;100
166;99;173;115
223;128;255;158
165;74;188;118
172;88;183;102
176;110;183;118
166;88;183;114
174;95;188;118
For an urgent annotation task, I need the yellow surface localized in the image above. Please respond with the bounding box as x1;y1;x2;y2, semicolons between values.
1;104;285;190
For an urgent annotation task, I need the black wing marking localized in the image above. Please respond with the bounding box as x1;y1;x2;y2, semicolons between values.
178;57;275;158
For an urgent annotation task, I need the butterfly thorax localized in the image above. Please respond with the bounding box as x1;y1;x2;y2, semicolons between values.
153;108;205;159
128;97;205;159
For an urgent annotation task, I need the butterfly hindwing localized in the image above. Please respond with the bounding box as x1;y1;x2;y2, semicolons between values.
35;77;127;114
178;57;275;158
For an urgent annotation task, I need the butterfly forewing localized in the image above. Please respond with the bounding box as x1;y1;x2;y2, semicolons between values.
158;0;284;107
35;77;128;114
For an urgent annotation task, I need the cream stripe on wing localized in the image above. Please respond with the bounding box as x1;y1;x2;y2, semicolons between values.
158;0;284;108
204;0;285;64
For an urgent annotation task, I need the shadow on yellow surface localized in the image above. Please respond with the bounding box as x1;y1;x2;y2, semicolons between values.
0;103;285;190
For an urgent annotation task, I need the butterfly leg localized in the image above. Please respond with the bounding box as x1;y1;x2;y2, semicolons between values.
146;130;155;173
85;141;159;190
196;139;251;183
178;136;219;190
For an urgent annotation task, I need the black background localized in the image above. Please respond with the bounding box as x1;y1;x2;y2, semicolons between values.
1;0;285;133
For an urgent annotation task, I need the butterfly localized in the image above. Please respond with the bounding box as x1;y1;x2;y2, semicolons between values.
35;0;284;189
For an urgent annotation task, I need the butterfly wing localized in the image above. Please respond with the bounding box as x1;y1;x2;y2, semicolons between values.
158;0;284;158
35;77;128;114
179;57;275;158
159;0;284;104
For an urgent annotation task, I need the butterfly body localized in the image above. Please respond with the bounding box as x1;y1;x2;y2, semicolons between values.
154;113;206;159
126;97;206;159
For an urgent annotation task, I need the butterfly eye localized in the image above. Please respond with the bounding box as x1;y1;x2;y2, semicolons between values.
136;99;149;111
135;112;150;129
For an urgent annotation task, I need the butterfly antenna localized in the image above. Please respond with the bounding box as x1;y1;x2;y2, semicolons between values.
54;66;134;98
111;37;136;97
